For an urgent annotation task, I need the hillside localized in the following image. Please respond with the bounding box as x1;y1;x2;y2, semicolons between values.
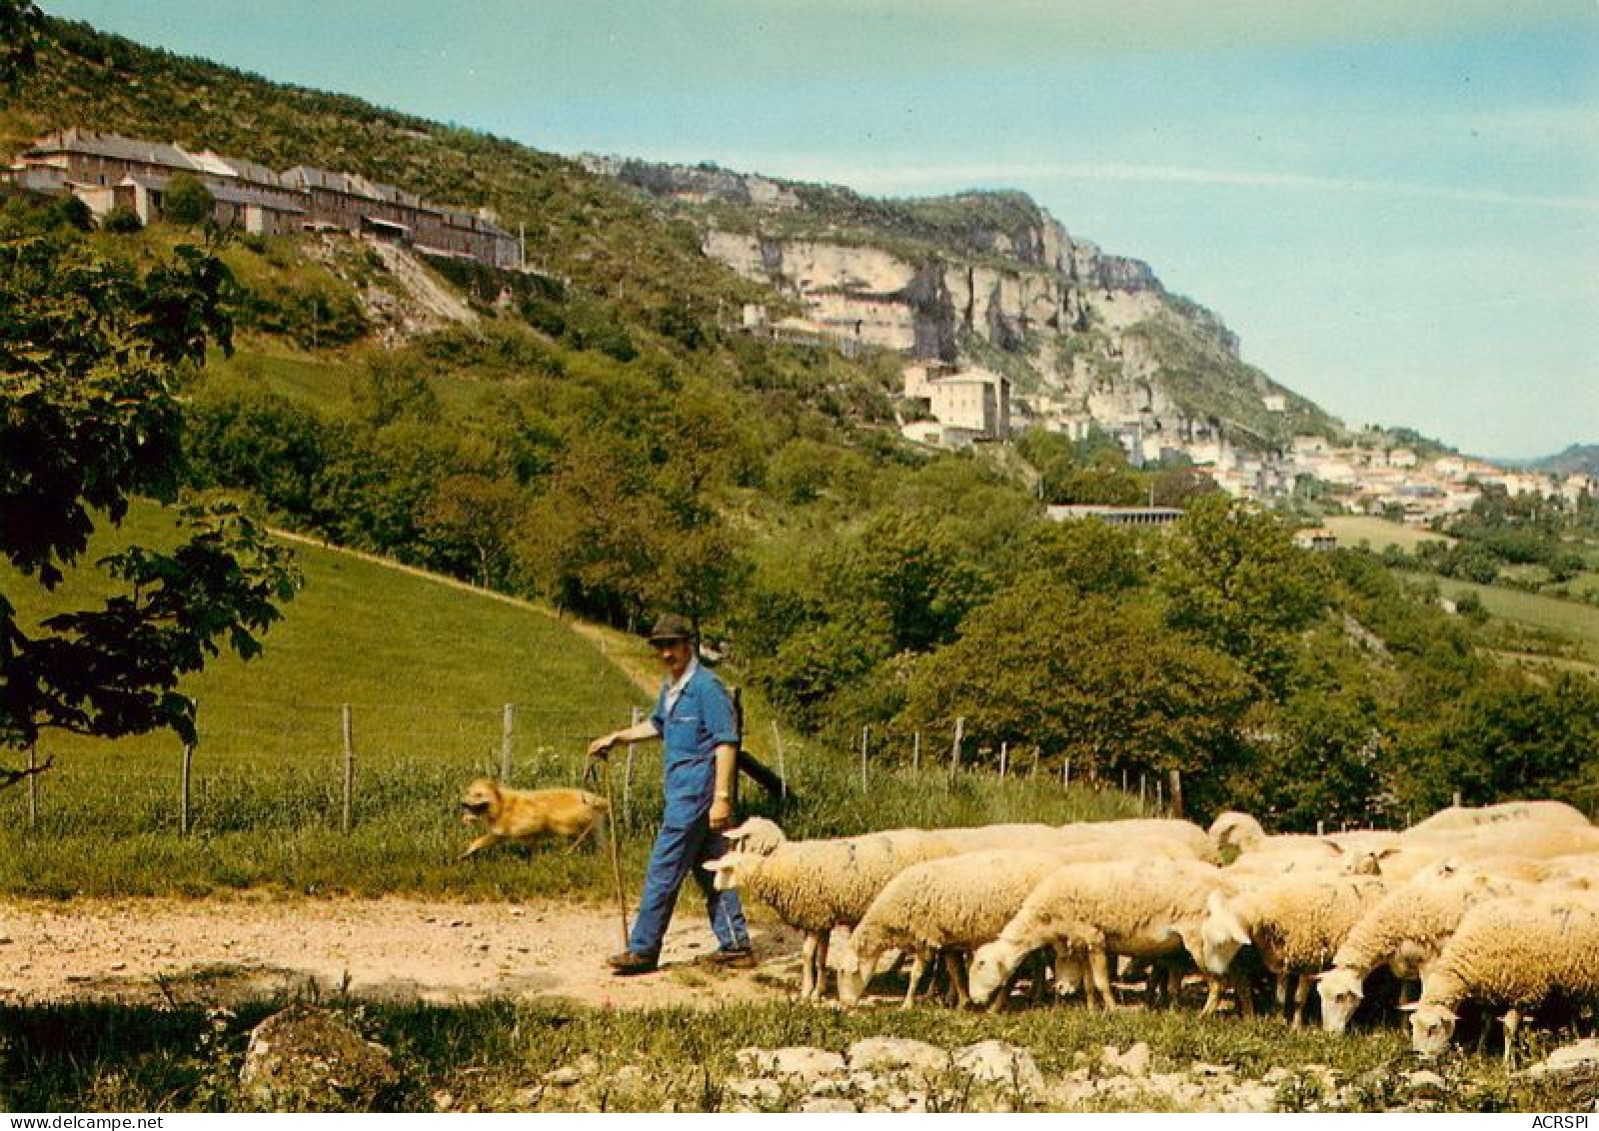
584;157;1342;451
1525;443;1599;478
3;14;1345;458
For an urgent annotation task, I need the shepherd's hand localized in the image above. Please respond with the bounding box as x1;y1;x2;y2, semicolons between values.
587;734;614;760
709;797;733;831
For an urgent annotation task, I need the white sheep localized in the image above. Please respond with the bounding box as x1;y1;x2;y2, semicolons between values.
836;849;1067;1010
706;824;955;1000
1405;799;1590;836
967;857;1245;1014
1403;820;1599;862
1314;868;1531;1034
1406;892;1599;1061
1209;811;1402;861
1199;873;1389;1027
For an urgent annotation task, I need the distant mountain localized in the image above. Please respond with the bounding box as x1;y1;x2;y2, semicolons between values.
1521;444;1599;477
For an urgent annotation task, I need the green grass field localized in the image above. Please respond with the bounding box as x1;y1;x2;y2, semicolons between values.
0;500;1144;898
1403;572;1599;666
1323;515;1453;553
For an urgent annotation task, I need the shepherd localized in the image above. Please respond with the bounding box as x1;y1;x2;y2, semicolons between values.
586;613;753;975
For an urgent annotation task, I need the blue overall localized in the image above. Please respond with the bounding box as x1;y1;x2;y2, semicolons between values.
626;662;752;960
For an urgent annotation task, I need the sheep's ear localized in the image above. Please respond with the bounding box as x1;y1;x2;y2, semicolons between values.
1323;840;1345;856
1206;890;1227;915
704;858;733;874
1310;970;1329;982
1398;1002;1419;1013
1377;847;1399;861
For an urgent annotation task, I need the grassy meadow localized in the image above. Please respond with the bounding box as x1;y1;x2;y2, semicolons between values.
0;499;1143;899
1406;572;1599;666
1322;515;1453;553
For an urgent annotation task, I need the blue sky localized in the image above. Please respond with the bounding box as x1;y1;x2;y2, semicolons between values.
42;1;1599;459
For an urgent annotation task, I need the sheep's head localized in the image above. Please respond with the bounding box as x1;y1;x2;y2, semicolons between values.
834;937;869;1007
1403;1002;1458;1057
1198;890;1252;975
723;817;786;856
1208;811;1265;855
703;853;754;892
1336;845;1399;876
1314;967;1365;1034
967;938;1027;1007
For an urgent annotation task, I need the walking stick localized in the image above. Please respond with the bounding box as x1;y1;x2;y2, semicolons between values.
600;754;630;952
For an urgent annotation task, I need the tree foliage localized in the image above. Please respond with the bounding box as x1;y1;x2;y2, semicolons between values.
0;222;300;752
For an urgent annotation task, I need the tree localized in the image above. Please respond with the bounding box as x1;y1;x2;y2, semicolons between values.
898;579;1256;793
1;226;300;763
0;0;42;89
163;173;214;228
1157;494;1327;695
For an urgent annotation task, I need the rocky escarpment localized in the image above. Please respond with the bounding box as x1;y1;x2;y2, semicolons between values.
585;158;1330;450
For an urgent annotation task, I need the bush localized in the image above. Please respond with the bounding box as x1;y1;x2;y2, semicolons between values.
101;206;143;233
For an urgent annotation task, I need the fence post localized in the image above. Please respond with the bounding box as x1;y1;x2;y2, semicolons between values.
1316;819;1325;837
950;718;964;781
181;743;194;836
999;742;1009;779
1064;758;1072;792
1169;769;1184;819
26;744;37;830
1030;748;1040;780
500;704;514;781
860;726;870;792
1139;773;1147;811
912;731;921;774
1453;790;1463;809
341;704;355;835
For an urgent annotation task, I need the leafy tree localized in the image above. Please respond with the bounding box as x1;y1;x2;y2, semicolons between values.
1;227;300;759
421;473;526;589
0;0;42;88
163;172;214;228
898;579;1256;799
1157;494;1326;695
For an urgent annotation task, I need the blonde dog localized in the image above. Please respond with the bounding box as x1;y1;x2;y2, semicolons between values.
459;777;609;858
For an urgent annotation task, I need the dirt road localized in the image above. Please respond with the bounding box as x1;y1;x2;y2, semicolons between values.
0;895;802;1010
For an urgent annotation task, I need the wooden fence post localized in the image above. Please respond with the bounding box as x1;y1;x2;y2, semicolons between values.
1064;758;1072;792
341;704;355;835
860;726;870;792
1139;773;1147;811
500;704;514;781
181;743;194;836
950;717;964;781
1453;790;1463;809
1168;769;1184;819
912;731;921;774
999;742;1009;779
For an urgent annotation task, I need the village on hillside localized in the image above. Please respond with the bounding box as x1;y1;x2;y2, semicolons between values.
891;362;1595;525
2;127;521;268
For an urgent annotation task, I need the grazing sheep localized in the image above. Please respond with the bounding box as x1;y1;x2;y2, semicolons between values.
967;858;1245;1014
1315;869;1532;1034
1200;874;1389;1027
1403;820;1599;862
837;849;1067;1010
706;826;955;1000
1406;892;1599;1061
1209;811;1402;861
1405;799;1590;836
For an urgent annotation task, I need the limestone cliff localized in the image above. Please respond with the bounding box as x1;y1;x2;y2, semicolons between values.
583;157;1337;451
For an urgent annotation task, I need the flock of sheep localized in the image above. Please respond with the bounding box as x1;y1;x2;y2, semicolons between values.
704;800;1599;1060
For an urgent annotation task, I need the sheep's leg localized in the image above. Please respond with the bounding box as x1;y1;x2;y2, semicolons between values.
1199;974;1224;1017
816;931;831;1000
1089;948;1117;1011
902;949;929;1011
1398;979;1418;1008
800;933;818;1001
941;952;970;1009
1291;973;1313;1029
1275;973;1293;1019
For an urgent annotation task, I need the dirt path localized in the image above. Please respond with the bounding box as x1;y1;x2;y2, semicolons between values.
0;895;803;1010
